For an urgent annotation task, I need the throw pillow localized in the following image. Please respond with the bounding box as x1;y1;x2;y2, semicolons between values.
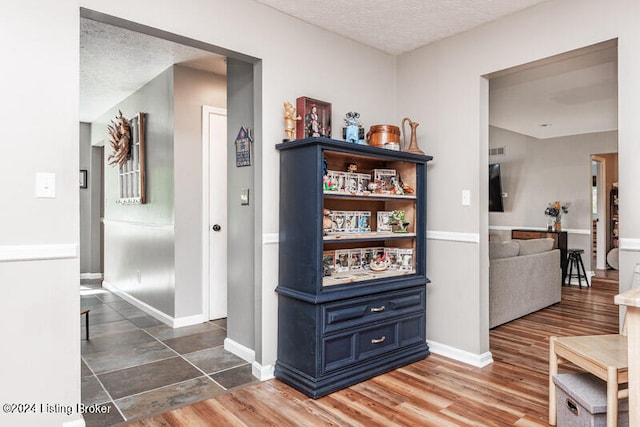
489;240;520;260
516;238;554;255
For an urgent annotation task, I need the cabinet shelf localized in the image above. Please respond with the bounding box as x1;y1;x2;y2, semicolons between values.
323;268;415;287
324;231;416;242
323;191;417;201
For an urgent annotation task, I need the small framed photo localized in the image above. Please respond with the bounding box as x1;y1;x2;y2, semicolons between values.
80;169;88;188
296;97;332;139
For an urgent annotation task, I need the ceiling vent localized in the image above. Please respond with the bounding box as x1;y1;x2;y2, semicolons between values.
489;147;506;156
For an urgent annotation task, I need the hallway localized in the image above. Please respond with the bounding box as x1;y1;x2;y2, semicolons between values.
80;282;258;426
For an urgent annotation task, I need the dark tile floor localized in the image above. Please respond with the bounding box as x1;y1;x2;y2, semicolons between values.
80;282;259;426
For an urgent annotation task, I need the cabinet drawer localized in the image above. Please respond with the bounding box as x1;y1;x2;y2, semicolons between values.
322;313;425;374
323;288;425;334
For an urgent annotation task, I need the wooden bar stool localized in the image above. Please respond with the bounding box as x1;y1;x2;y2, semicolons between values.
81;309;90;340
565;248;590;288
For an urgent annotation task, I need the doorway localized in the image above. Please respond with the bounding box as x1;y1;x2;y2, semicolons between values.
592;156;606;270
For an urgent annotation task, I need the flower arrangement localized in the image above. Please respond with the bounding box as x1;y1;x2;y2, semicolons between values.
544;201;570;231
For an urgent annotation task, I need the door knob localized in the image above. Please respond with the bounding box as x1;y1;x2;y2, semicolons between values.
212;224;221;232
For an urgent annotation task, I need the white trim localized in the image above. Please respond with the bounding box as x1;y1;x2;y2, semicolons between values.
620;238;640;252
202;106;228;322
0;244;78;262
174;314;207;328
488;225;589;235
103;281;204;328
252;361;274;381
102;218;174;231
224;337;255;363
263;233;279;245
80;273;103;280
63;417;86;427
223;338;273;381
427;340;494;368
427;230;480;244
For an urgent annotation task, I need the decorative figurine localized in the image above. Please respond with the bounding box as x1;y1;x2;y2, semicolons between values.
389;210;410;233
370;253;390;271
306;104;321;137
344;112;363;144
347;162;357;173
323;209;333;235
283;101;301;141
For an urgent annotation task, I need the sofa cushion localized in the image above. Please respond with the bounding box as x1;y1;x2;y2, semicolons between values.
489;240;520;260
516;238;554;255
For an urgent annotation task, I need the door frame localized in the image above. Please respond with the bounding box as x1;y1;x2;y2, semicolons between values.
201;105;228;321
592;155;607;270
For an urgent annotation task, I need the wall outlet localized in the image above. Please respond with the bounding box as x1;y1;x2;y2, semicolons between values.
462;189;471;206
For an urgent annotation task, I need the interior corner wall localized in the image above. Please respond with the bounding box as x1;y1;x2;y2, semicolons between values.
97;66;177;317
0;2;82;425
489;126;618;270
396;0;640;357
173;65;226;318
226;58;256;350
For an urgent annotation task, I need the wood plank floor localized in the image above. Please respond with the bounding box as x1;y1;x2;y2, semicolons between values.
128;278;619;426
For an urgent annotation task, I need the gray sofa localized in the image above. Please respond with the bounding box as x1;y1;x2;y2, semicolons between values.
489;238;562;328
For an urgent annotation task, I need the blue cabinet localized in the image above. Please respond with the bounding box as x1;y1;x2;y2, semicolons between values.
275;137;432;398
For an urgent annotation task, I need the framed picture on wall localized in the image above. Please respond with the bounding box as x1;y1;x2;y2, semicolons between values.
80;169;88;188
296;97;332;139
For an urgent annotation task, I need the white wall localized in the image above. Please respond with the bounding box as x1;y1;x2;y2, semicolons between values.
397;0;640;358
0;1;82;426
489;126;618;270
83;0;394;390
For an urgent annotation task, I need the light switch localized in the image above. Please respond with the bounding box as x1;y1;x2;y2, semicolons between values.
240;188;250;205
36;173;56;198
462;189;471;206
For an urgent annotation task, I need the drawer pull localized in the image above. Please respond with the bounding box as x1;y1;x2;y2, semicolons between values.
370;305;386;313
371;336;386;344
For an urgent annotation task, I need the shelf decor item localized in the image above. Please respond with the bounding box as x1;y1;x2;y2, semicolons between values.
275;136;432;399
343;111;364;144
283;101;301;142
367;124;400;149
296;97;332;139
544;201;570;232
389;210;410;233
401;117;425;155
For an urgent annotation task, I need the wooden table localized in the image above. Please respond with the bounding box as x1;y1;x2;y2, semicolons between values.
549;334;628;426
511;229;568;280
615;287;640;426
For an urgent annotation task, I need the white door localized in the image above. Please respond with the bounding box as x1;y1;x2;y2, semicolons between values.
203;106;227;320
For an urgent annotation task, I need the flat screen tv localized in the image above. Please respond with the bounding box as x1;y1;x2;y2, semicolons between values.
489;163;504;212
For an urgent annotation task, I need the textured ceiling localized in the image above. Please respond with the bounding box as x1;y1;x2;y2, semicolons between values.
254;0;549;55
81;2;617;139
80;18;226;122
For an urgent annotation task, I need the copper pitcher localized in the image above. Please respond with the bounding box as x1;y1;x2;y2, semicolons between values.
402;117;425;155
